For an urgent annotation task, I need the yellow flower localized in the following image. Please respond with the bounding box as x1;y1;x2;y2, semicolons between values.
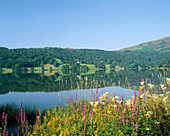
91;101;94;107
94;131;98;134
166;91;170;96
118;130;121;133
162;87;167;91
59;131;63;136
33;131;36;135
148;83;154;89
94;101;99;107
160;84;165;88
166;78;170;85
159;94;164;97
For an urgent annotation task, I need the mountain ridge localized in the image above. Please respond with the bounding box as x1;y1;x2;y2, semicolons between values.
121;36;170;52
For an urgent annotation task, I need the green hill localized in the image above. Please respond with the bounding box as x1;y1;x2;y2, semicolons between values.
0;37;170;70
121;37;170;52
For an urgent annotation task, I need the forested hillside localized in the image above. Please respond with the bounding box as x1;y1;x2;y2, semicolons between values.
0;46;169;69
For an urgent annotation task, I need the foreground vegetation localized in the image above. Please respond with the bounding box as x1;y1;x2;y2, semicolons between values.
1;78;170;135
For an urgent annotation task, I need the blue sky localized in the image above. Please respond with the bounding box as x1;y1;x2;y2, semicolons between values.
0;0;170;50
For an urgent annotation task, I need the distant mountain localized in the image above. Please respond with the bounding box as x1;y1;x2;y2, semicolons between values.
121;37;170;51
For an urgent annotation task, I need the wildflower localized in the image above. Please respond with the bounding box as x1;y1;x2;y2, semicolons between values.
162;87;167;91
112;98;115;101
148;83;154;89
126;119;129;123
118;130;121;133
136;124;138;131
99;96;103;100
160;122;165;135
106;110;111;114
140;80;144;86
76;92;77;101
155;121;160;125
92;109;96;112
159;94;164;97
140;94;144;99
94;101;99;108
160;84;165;88
115;96;119;100
114;105;118;108
166;91;170;96
94;131;98;134
147;94;152;98
166;78;170;85
132;113;135;116
146;111;153;117
146;128;149;131
91;102;94;107
33;131;36;135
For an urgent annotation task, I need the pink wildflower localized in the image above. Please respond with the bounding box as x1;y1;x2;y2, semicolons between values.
136;124;138;131
76;92;77;101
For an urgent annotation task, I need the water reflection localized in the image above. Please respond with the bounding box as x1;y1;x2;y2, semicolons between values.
0;69;169;108
0;69;169;94
0;87;136;109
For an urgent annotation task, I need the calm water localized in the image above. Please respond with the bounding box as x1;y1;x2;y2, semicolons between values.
0;69;169;108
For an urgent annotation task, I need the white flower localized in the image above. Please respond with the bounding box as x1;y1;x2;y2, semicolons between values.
114;105;118;108
115;96;119;100
112;98;115;101
91;102;94;107
108;111;112;114
92;109;96;112
155;121;160;125
140;81;144;86
140;94;145;99
146;111;153;117
166;78;170;82
94;101;99;107
105;92;109;95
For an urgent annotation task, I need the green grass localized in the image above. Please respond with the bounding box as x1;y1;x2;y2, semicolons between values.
81;64;100;70
54;58;62;64
2;68;13;74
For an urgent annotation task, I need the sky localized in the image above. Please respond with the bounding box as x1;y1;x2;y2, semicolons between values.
0;0;170;50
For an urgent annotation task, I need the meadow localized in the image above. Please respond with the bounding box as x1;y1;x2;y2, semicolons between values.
0;78;170;136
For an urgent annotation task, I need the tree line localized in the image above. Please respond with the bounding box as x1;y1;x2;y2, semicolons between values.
0;47;169;70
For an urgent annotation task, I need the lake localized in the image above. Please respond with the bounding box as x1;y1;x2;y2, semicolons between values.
0;69;169;109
